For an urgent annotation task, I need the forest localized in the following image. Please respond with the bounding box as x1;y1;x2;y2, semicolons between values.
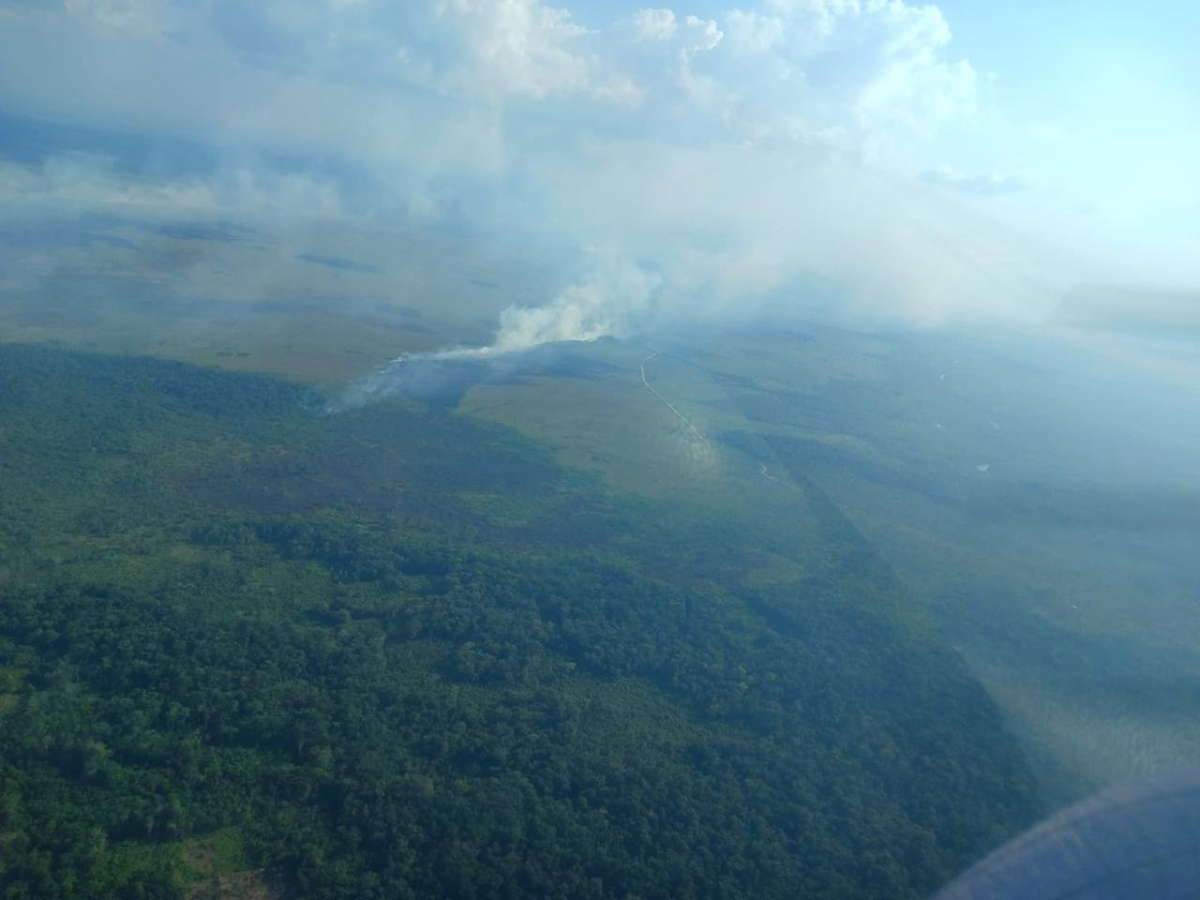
0;344;1042;899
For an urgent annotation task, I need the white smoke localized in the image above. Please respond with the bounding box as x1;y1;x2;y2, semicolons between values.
491;265;660;352
396;264;661;363
335;265;660;408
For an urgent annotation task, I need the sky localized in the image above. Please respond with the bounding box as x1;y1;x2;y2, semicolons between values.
1;0;1197;349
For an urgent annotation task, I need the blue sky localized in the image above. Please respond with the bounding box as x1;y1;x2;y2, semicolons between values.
938;1;1199;207
0;0;1196;338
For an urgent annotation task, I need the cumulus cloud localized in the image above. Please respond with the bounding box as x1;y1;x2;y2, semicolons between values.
723;10;783;54
434;0;591;99
681;15;724;54
1;0;977;156
633;8;676;41
702;0;977;149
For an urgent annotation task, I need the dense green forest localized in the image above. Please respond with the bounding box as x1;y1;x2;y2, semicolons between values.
0;344;1041;899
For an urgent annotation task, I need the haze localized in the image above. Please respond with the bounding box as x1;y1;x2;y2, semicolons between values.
2;3;1199;897
2;1;1198;343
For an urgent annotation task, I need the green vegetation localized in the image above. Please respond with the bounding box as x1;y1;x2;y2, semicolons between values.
464;329;1200;799
0;344;1041;899
678;331;1200;796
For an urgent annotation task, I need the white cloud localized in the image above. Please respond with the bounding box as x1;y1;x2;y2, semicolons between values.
632;8;676;41
723;10;784;54
9;1;980;152
712;0;976;149
681;15;724;54
4;0;1185;351
434;0;613;101
853;4;976;138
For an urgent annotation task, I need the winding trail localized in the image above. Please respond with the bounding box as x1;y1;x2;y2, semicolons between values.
638;349;793;488
758;462;785;485
640;351;708;443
